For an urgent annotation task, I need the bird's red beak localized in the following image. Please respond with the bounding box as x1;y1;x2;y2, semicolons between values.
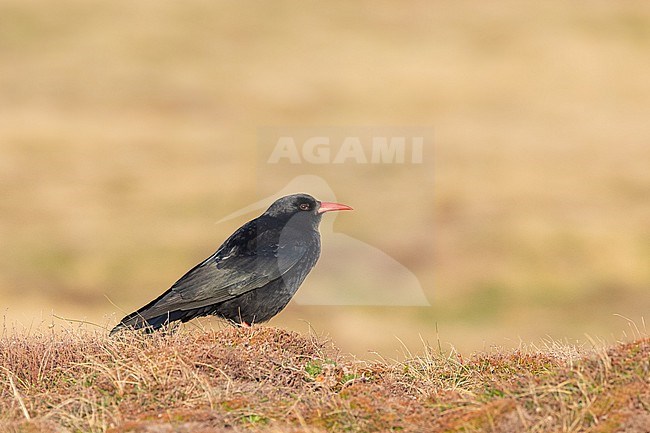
317;202;353;214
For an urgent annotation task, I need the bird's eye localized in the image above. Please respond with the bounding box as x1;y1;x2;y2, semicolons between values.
299;203;310;211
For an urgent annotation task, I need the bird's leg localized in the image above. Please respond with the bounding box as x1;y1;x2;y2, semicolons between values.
234;308;251;327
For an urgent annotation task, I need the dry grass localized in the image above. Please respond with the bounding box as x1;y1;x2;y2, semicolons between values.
1;326;649;433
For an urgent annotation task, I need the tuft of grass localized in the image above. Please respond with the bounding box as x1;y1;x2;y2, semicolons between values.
0;326;649;432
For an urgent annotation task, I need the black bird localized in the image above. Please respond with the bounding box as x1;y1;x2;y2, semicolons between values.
110;193;352;334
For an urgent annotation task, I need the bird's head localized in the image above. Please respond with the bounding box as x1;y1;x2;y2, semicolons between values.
264;193;352;230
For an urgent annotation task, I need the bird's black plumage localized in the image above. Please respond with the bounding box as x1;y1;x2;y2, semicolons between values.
110;193;351;334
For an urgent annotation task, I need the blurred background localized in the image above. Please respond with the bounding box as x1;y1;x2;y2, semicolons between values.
1;0;649;357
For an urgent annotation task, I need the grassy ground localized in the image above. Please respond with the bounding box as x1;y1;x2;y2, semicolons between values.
1;0;650;356
1;326;649;433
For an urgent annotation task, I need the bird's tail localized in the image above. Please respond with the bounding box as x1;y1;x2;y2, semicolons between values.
109;286;216;335
109;309;187;335
110;287;181;335
109;310;152;336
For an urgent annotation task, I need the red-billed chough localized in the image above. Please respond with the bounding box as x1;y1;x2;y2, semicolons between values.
110;193;352;334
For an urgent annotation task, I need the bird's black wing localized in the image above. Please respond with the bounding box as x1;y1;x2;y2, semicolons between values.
144;247;306;316
112;220;308;332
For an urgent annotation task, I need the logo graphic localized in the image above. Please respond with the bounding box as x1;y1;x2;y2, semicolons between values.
218;175;430;306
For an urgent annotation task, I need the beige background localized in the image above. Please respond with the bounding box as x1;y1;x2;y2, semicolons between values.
1;0;649;357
